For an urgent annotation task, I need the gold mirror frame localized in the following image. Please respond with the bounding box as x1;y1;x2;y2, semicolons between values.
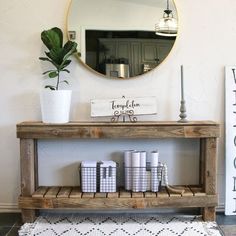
66;0;178;79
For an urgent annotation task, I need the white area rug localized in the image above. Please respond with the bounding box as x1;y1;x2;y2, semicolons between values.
19;215;223;236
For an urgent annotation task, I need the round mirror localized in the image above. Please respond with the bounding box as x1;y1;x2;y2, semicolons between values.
67;0;178;79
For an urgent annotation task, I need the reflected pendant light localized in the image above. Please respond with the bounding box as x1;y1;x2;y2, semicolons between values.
155;0;178;37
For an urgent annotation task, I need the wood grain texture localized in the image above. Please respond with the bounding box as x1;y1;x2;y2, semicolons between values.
70;187;82;198
31;186;204;199
44;187;60;198
202;207;216;221
107;192;119;198
157;187;169;198
17;121;220;222
199;139;205;186
17;121;220;139
95;193;107;198
57;187;72;198
189;187;206;196
82;193;95;198
119;190;132;198
21;209;36;223
18;195;218;209
20;139;37;196
34;140;39;189
204;138;217;195
132;192;144;198
166;186;183;197
32;186;48;198
20;139;37;223
181;186;194;197
202;138;217;221
145;192;157;198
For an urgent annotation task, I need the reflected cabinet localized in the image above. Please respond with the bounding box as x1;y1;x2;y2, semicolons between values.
16;121;220;223
95;38;174;78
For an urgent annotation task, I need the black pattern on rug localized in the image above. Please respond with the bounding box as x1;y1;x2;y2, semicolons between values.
19;215;223;236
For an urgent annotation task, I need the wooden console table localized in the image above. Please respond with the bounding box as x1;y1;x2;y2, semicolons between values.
16;121;220;222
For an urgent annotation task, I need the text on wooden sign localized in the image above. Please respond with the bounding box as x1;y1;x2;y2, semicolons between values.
91;97;157;117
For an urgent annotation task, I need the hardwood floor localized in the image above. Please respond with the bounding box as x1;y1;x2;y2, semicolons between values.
0;212;234;236
0;213;22;236
216;213;236;236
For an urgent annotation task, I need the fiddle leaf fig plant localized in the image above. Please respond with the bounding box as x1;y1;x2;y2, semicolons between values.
39;27;77;90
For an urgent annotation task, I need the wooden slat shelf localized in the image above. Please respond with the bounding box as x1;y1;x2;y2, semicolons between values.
17;121;220;222
31;186;209;198
31;186;207;198
19;186;217;210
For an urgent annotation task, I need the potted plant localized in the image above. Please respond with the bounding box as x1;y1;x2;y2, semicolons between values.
39;27;77;123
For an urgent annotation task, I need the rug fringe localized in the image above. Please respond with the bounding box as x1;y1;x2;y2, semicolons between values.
18;223;35;236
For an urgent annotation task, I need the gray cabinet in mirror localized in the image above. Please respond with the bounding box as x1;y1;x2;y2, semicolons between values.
67;0;178;79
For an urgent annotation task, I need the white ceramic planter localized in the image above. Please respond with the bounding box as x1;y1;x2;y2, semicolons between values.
40;90;72;123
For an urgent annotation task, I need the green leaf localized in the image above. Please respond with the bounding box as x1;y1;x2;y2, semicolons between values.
44;85;56;90
60;60;71;70
39;56;59;70
45;48;64;65
41;54;59;69
39;57;51;61
63;41;78;55
42;70;55;75
62;80;69;85
62;41;77;60
41;27;63;50
49;71;58;78
62;69;70;73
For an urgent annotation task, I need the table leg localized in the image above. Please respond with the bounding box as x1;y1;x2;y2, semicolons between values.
202;138;217;221
20;139;38;223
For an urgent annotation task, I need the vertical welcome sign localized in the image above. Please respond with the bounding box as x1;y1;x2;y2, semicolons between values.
225;66;236;215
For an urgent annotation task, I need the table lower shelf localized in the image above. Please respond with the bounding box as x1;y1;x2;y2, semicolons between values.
19;186;218;210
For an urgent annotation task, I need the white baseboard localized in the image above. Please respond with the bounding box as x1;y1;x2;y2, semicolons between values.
0;203;20;213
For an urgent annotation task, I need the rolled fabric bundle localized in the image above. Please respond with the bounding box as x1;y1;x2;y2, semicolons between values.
140;151;147;192
131;151;140;192
124;150;134;190
146;171;151;191
151;151;159;192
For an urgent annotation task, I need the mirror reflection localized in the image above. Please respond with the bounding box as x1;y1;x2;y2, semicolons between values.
67;0;178;79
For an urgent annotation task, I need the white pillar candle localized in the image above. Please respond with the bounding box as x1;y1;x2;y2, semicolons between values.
181;65;184;101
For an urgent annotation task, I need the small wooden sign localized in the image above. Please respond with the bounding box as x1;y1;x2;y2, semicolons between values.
225;66;236;215
91;96;157;117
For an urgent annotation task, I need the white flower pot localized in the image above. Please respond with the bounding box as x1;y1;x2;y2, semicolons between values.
40;90;72;123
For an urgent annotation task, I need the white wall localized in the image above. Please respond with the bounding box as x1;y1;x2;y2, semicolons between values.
0;0;233;211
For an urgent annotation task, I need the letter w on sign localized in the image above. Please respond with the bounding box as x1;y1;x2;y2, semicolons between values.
91;97;157;117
